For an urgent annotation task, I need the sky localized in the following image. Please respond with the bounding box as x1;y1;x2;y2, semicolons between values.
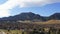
0;0;60;17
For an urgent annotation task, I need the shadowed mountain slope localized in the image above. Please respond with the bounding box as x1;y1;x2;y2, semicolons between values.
0;12;60;21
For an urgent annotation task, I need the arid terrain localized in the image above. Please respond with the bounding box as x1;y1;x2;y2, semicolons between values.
0;12;60;34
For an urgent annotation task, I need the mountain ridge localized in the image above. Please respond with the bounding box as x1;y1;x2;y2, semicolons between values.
0;12;60;21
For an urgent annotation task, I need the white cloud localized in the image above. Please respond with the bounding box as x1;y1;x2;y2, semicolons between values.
0;0;18;17
18;0;60;7
0;10;10;17
0;0;60;17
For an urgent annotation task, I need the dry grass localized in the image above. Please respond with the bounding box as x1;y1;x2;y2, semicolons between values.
29;20;60;25
0;29;27;34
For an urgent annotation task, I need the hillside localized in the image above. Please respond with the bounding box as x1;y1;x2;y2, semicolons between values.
0;12;46;21
49;13;60;20
33;20;60;25
0;12;60;21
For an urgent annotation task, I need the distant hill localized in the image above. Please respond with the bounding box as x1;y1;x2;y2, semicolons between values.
0;12;60;29
0;12;45;21
0;12;60;21
49;13;60;20
12;12;44;21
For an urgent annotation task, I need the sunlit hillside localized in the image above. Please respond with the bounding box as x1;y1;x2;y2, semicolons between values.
32;20;60;25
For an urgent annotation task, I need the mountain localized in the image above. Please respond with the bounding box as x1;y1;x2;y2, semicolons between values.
0;12;45;21
0;12;60;29
13;12;43;20
49;13;60;20
0;12;60;21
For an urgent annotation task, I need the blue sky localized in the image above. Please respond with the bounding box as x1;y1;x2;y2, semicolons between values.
10;3;60;16
0;0;60;17
0;0;7;4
